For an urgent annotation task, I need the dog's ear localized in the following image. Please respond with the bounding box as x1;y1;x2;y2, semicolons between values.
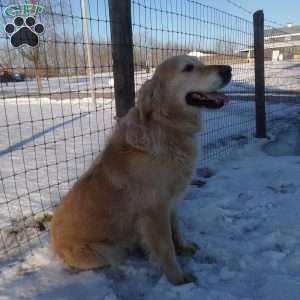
137;79;156;123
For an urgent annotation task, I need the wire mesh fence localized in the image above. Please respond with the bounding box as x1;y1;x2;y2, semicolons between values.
0;0;115;258
264;23;300;123
131;0;255;163
0;0;299;260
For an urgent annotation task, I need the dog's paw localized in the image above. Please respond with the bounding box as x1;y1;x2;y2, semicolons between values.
176;241;199;257
183;272;198;284
190;179;206;187
169;271;198;285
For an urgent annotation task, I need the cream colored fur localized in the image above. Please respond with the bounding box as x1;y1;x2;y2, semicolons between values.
51;55;230;284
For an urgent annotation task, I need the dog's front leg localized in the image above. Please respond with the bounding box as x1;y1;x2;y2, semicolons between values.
171;210;199;256
138;210;196;285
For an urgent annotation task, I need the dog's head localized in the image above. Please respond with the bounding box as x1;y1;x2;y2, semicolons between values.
137;55;231;129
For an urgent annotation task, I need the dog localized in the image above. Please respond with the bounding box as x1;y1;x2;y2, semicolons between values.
51;55;231;285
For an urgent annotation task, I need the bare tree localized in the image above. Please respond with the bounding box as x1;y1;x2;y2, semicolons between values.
213;38;236;55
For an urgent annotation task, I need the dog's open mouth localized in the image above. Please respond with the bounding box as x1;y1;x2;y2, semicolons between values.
186;92;229;109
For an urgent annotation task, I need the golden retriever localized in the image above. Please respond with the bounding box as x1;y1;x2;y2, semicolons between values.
51;55;231;285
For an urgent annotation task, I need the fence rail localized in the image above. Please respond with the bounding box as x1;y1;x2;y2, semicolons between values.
0;0;299;259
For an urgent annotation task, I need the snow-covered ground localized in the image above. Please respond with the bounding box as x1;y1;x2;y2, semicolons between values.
1;60;299;230
0;60;300;299
0;96;296;236
0;60;299;255
0;97;115;230
0;61;299;99
1;104;300;299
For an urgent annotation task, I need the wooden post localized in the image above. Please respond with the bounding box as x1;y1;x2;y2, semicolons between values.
253;10;266;138
108;0;135;118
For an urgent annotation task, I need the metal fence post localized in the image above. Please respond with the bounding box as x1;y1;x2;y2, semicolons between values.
81;0;96;109
108;0;135;118
253;10;266;138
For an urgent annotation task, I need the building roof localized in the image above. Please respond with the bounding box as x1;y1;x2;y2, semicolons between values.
265;25;300;37
240;24;300;52
187;51;214;57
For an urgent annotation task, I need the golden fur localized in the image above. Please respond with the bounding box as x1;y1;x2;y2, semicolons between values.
51;55;231;284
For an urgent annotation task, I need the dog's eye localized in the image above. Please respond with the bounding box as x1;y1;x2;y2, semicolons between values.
182;64;194;72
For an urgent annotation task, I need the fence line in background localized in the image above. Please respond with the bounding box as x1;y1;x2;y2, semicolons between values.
0;0;299;260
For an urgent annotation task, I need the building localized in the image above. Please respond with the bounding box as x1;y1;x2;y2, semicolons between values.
240;23;300;62
187;51;215;58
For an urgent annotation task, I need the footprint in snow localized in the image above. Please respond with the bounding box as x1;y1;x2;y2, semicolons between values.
219;193;253;211
267;183;298;194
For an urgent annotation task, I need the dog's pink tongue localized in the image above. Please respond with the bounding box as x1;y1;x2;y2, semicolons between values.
192;93;229;106
191;92;230;105
205;92;230;104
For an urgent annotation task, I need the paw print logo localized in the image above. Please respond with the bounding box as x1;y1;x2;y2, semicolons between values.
4;16;45;48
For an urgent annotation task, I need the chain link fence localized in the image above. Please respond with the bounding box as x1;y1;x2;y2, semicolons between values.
0;0;299;259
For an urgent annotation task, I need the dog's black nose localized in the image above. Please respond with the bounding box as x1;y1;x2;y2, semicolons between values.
219;65;232;84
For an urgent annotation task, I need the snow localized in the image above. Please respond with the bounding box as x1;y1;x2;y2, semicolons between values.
0;60;300;299
0;102;300;299
0;61;298;99
0;95;295;235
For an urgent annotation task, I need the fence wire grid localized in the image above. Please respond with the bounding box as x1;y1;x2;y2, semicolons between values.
0;0;299;259
264;24;300;121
